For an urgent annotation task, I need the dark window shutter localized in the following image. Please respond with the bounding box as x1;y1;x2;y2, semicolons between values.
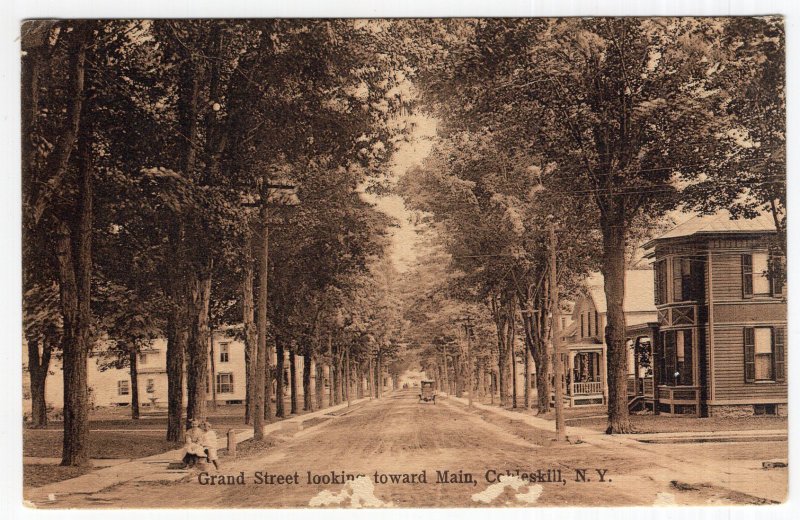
742;254;753;298
654;266;661;305
664;332;676;385
774;327;786;383
771;256;785;296
744;327;755;383
672;258;683;301
683;329;693;386
230;373;234;389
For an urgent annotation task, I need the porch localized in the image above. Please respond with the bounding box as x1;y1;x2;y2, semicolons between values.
560;346;606;407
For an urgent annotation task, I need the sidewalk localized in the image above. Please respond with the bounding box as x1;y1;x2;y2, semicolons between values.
444;394;787;503
26;397;373;505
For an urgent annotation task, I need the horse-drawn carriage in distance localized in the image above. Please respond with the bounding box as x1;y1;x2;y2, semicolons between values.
418;380;436;404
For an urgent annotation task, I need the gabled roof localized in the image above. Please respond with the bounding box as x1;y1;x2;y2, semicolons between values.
646;210;776;246
584;270;656;315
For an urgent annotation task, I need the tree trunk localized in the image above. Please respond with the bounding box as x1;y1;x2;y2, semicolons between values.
129;349;140;420
57;92;93;466
453;353;462;398
242;250;256;425
476;358;485;399
303;348;313;411
534;272;552;415
166;41;200;440
327;363;334;406
275;339;285;417
289;349;298;415
331;350;340;405
315;359;324;410
375;349;383;399
209;330;217;412
28;22;90;228
166;296;187;441
186;274;211;424
357;363;364;398
602;220;633;434
27;338;52;428
523;342;530;409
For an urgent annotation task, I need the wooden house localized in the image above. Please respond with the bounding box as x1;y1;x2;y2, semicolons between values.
562;270;657;406
641;211;786;417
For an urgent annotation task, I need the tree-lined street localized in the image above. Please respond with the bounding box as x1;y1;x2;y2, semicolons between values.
21;17;786;508
27;389;786;508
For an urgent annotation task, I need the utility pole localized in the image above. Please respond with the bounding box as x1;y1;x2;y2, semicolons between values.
245;177;296;441
549;223;567;442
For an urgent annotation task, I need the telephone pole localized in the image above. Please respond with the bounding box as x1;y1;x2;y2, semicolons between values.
549;223;567;442
245;177;296;441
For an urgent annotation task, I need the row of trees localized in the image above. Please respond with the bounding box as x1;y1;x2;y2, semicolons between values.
22;20;413;465
399;17;785;433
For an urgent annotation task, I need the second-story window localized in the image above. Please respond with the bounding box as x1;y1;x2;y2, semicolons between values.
219;343;230;363
654;259;668;305
672;257;692;302
743;253;783;298
594;310;599;336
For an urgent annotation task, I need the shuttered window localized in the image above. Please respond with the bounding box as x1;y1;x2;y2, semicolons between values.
744;327;783;383
595;310;599;336
752;253;771;295
216;373;234;393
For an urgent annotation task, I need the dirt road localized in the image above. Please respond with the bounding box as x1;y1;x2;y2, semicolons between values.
32;390;785;508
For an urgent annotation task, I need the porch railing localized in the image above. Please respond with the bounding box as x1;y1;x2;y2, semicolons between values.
572;381;603;395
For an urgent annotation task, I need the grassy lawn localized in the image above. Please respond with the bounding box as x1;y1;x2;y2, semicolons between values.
24;400;341;489
469;397;788;434
566;414;788;434
24;464;93;489
24;430;183;459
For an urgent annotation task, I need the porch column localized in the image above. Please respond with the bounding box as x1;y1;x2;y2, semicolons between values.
568;351;575;397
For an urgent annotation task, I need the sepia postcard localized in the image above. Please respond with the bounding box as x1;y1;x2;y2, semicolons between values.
19;16;788;510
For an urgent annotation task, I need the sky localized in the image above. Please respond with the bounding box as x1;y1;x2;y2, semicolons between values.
364;114;438;273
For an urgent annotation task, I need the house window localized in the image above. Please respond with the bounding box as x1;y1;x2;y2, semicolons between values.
216;373;234;394
219;343;230;363
672;257;694;302
660;329;693;386
587;311;592;337
118;380;130;396
743;253;783;297
146;378;155;393
561;317;566;330
744;327;785;383
139;353;147;365
654;259;668;305
752;253;771;295
580;314;585;337
594;310;599;336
